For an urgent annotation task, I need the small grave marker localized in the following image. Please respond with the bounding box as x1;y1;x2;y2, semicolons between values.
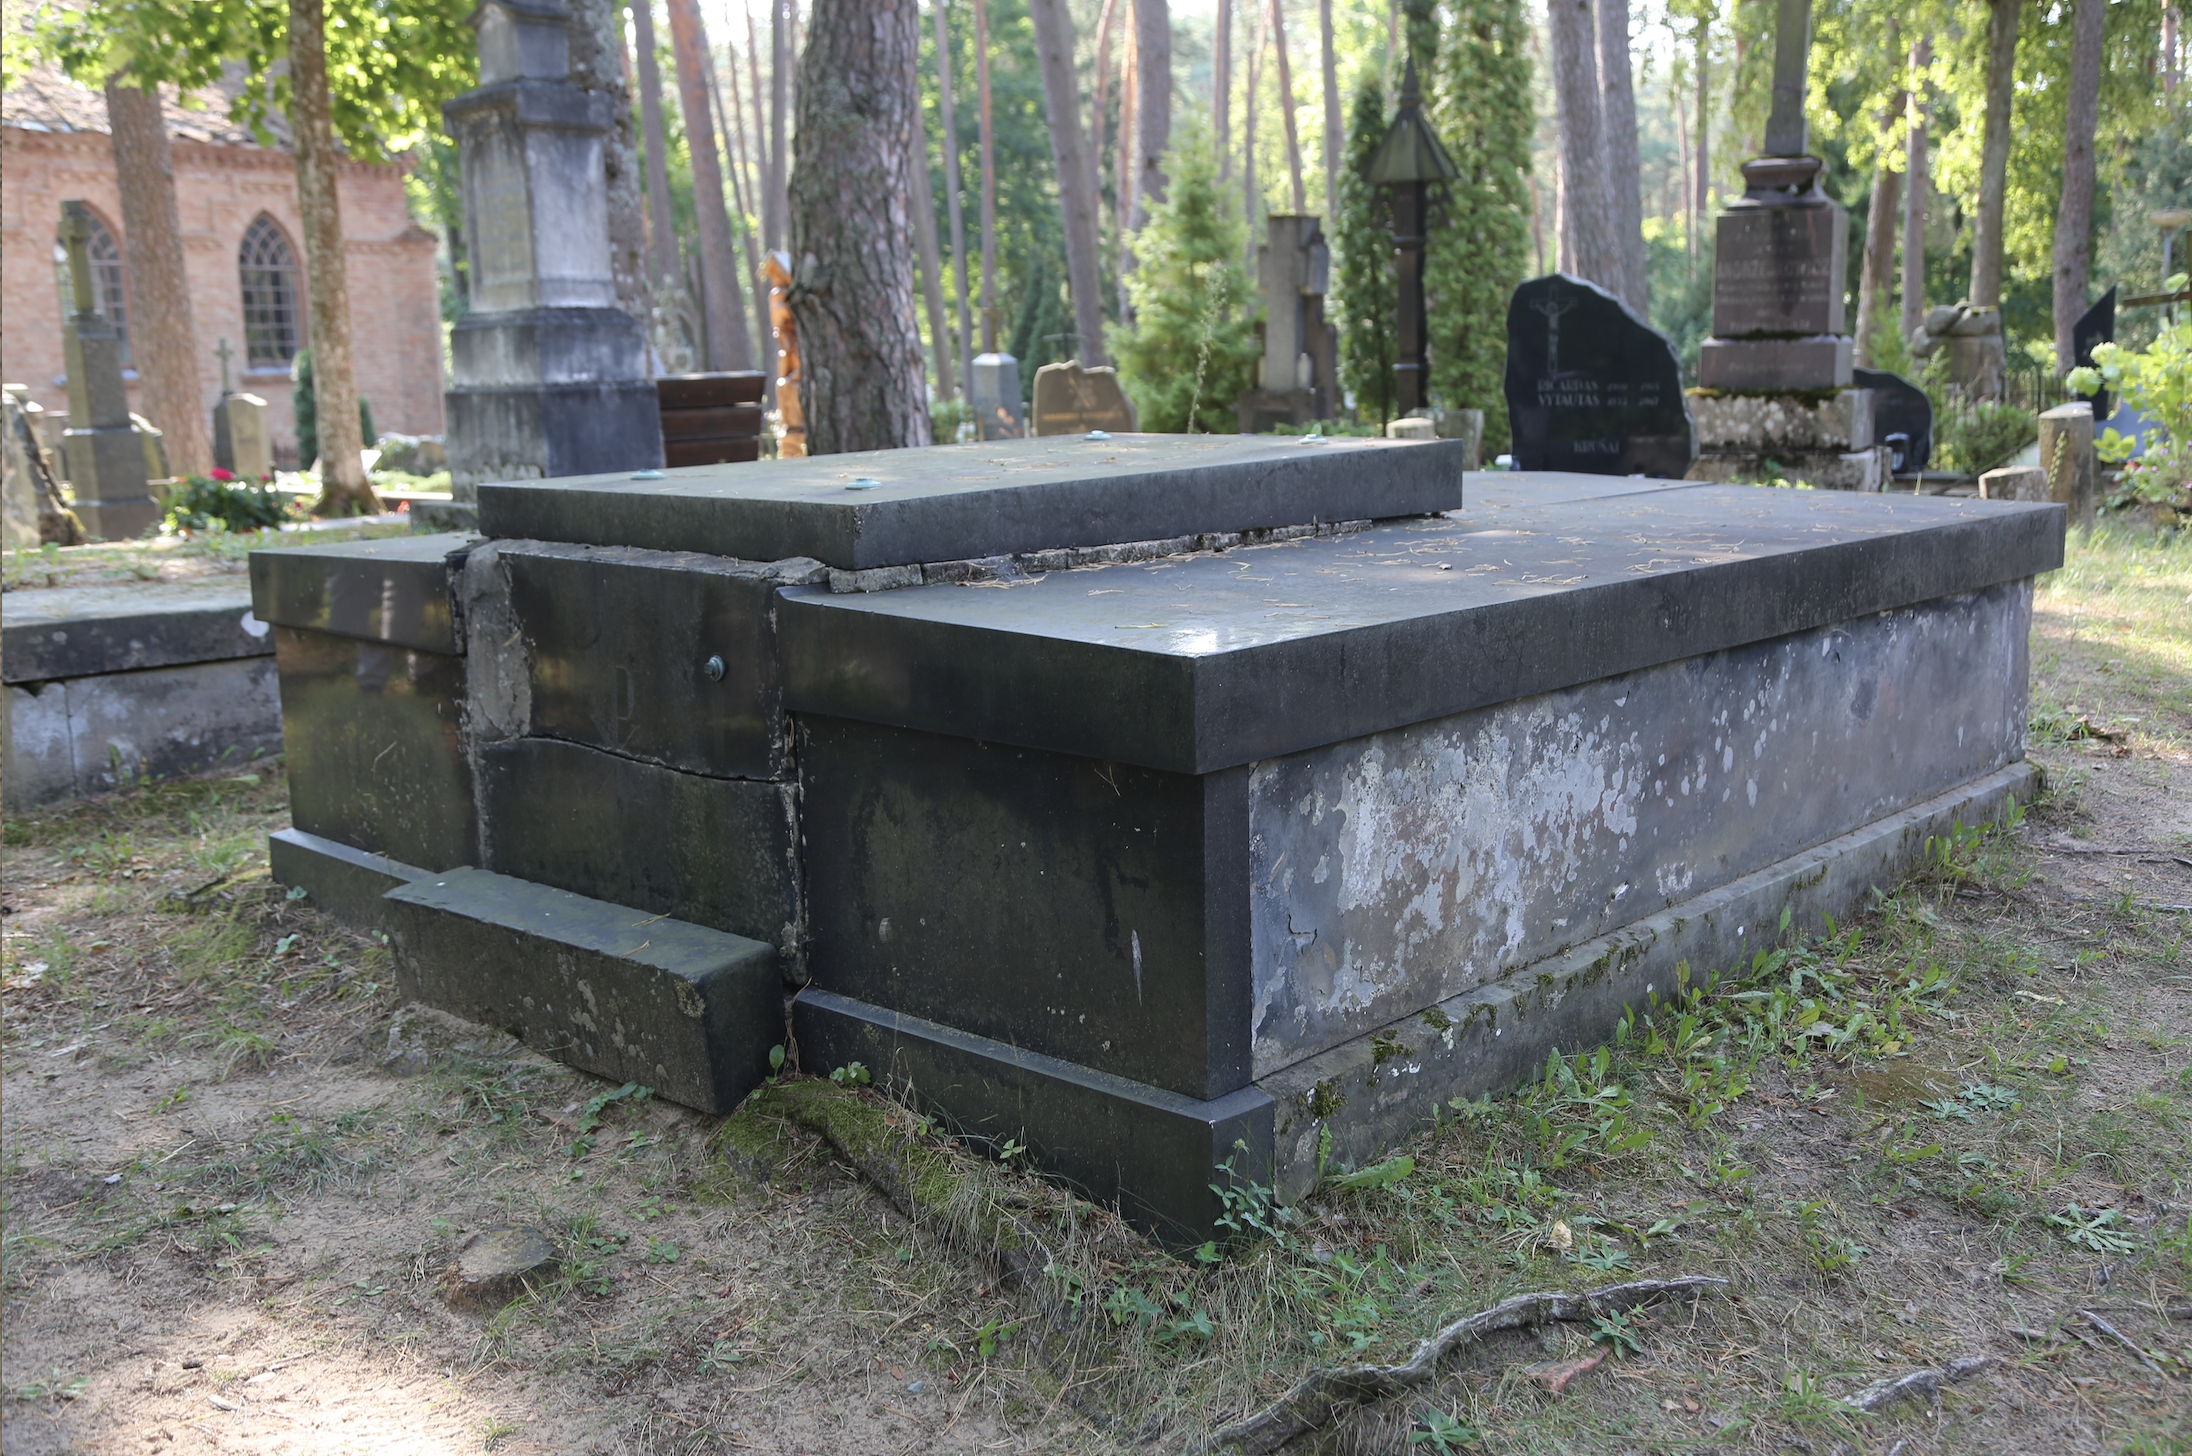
1031;361;1136;437
1503;274;1694;477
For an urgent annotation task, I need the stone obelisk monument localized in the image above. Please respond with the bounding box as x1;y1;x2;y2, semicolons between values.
440;0;661;517
1687;0;1888;490
58;201;160;538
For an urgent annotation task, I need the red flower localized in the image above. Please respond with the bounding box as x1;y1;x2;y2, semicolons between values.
209;468;235;482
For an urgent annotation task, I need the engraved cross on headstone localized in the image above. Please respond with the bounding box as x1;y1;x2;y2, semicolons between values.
1531;292;1579;379
1763;0;1812;158
215;337;235;397
59;201;97;317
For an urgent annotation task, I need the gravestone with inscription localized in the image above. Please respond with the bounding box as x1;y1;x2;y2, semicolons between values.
1687;0;1888;489
439;0;661;515
1031;361;1137;437
225;394;274;483
1503;274;1695;477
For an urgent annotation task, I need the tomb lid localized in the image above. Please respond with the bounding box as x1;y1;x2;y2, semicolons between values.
1;577;270;684
475;434;1468;570
249;531;478;656
779;481;2063;775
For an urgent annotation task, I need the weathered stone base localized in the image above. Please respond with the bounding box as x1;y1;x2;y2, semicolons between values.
2;656;281;811
1687;447;1891;491
1261;760;2040;1199
1689;390;1873;452
384;867;781;1113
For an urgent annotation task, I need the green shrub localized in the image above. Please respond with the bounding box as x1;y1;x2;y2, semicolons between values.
161;474;296;533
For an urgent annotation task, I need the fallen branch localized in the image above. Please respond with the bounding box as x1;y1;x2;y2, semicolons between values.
1841;1356;1990;1413
1200;1276;1727;1454
2079;1309;2164;1377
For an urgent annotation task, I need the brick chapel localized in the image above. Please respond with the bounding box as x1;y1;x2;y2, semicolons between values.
2;67;445;466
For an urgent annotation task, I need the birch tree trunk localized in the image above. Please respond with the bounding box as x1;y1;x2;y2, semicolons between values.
667;0;753;369
632;0;681;291
933;0;973;395
1269;0;1306;214
788;0;930;451
1029;0;1110;365
289;0;372;513
1968;0;2019;309
1132;0;1171;223
570;0;650;323
1595;0;1646;313
104;79;211;477
1900;36;1930;348
2052;0;2107;371
1548;0;1616;290
1319;0;1339;226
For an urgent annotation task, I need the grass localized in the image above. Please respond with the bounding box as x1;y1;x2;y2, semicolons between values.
2;517;413;592
2030;523;2192;760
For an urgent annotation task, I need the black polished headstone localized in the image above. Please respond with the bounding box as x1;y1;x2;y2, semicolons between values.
1851;367;1933;474
2074;286;2116;419
1504;274;1696;477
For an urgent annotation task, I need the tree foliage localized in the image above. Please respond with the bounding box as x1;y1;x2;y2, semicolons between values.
35;0;475;158
1425;0;1532;451
1112;123;1258;433
1331;75;1396;427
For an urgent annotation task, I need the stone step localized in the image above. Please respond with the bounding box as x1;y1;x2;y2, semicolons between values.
384;868;781;1114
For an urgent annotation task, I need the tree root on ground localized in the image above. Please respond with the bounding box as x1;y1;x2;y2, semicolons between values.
1841;1355;1991;1412
1200;1275;1729;1454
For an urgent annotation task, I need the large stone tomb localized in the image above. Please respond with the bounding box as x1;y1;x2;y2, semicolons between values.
1504;275;1695;478
257;437;2060;1244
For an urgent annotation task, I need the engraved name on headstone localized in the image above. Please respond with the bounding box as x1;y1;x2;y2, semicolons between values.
1711;207;1845;337
1503;274;1696;478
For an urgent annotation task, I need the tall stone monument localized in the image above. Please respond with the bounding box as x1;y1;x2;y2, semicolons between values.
1687;0;1889;490
441;0;661;508
57;201;160;539
1236;214;1340;432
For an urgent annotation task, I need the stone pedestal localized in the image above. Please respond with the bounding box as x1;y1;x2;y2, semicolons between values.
1687;158;1881;490
2039;403;2097;530
971;352;1024;440
1237;215;1338;431
441;0;660;506
58;201;158;539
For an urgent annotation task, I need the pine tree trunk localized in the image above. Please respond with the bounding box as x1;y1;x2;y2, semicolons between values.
1855;152;1902;366
570;0;650;323
103;79;211;478
1968;0;2019;309
1548;0;1615;291
1269;0;1306;214
717;44;774;373
1595;0;1646;313
976;0;1000;342
771;0;791;252
2052;0;2106;372
934;0;973;396
289;0;373;513
910;83;955;397
1900;37;1930;348
1092;0;1120;217
788;0;930;452
632;0;681;291
1693;18;1710;250
1132;0;1171;222
667;0;752;369
1319;0;1340;227
1213;0;1231;179
748;8;777;250
1029;0;1109;365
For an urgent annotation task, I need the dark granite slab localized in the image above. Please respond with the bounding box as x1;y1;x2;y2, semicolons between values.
475;434;1469;569
250;532;477;655
779;484;2064;774
3;578;272;684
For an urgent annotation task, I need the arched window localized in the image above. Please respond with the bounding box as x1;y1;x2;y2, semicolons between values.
53;210;130;366
239;215;304;367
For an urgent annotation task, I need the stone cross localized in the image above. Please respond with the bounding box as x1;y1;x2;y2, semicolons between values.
215;337;235;398
1763;0;1811;158
59;201;98;317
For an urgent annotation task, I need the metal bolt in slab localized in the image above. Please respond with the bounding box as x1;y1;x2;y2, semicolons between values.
704;655;726;682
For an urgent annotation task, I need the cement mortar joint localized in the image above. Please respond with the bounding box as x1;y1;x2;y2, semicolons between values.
822;517;1383;595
